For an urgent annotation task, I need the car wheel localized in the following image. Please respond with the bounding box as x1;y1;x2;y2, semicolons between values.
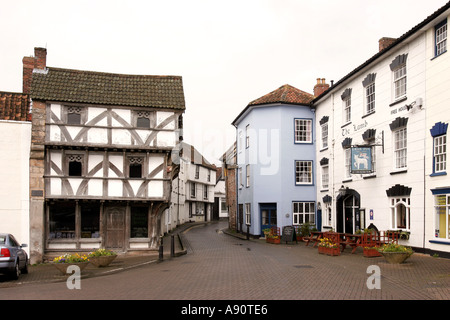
21;259;28;274
10;261;20;280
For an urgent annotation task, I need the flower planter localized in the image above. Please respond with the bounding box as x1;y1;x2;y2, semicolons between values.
381;251;413;264
363;248;382;258
326;247;340;256
89;255;117;267
53;262;90;275
318;246;340;256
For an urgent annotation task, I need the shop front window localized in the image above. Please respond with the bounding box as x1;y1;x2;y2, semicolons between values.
81;203;100;238
434;194;450;239
131;206;148;238
49;202;76;239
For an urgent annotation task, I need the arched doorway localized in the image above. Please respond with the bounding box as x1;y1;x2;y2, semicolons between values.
336;189;360;234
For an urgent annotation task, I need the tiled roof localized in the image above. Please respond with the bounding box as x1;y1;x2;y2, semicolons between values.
31;67;186;110
0;91;31;121
248;84;314;106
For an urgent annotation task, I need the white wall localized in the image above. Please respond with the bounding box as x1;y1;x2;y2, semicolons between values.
0;120;31;252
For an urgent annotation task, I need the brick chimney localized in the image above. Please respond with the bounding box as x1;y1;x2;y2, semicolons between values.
22;47;47;94
379;37;396;52
314;78;329;97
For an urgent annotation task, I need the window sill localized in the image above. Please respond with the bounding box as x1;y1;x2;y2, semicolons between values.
362;111;375;119
431;50;447;61
320;147;329;152
320;188;329;192
390;169;407;175
341;178;352;183
389;96;407;107
363;174;377;179
430;172;447;177
429;239;450;245
341;122;352;129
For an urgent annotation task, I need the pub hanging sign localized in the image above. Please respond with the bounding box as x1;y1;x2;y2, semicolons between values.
351;147;373;174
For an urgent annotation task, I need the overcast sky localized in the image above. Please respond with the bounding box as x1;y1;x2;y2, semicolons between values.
1;0;448;164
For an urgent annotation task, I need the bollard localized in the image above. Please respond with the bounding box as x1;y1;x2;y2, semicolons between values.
171;235;175;257
159;236;163;261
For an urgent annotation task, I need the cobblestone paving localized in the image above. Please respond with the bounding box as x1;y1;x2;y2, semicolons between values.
0;221;449;300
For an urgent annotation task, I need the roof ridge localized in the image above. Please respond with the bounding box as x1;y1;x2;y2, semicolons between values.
46;66;182;79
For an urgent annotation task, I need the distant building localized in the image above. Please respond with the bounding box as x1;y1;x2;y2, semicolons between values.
232;84;316;237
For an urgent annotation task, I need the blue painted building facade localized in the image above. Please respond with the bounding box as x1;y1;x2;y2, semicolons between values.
232;84;317;237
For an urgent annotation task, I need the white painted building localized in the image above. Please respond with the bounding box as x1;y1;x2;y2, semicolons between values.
182;143;216;223
0;119;31;254
314;2;450;254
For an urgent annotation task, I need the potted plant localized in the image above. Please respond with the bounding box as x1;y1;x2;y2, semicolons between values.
88;248;117;267
363;246;382;257
298;223;312;241
378;243;413;264
52;253;90;275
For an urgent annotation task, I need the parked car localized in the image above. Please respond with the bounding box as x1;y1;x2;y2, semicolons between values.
0;233;28;280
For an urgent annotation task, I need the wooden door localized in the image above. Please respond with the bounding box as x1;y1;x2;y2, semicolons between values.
105;207;125;250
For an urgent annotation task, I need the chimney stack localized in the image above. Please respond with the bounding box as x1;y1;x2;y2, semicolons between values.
379;37;396;52
314;78;329;97
22;47;47;94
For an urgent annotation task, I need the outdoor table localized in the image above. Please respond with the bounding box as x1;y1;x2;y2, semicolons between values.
341;233;363;253
304;231;324;247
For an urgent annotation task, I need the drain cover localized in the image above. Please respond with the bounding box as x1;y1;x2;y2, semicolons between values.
294;265;313;269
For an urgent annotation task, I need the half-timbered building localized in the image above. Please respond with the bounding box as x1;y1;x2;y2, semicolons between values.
27;48;185;263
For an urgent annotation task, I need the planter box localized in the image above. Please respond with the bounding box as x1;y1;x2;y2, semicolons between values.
363;248;382;258
318;246;340;256
266;237;280;244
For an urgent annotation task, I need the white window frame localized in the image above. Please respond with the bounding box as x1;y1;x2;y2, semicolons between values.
365;82;375;115
343;97;351;124
292;202;315;225
393;64;407;100
321;123;328;149
390;197;410;230
344;148;352;179
246;164;250;187
190;182;196;199
203;185;208;200
394;127;408;170
294;119;312;143
295;160;313;185
245;203;251;225
321;164;329;190
436;19;447;56
239;167;243;188
434;134;447;173
245;124;250;148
